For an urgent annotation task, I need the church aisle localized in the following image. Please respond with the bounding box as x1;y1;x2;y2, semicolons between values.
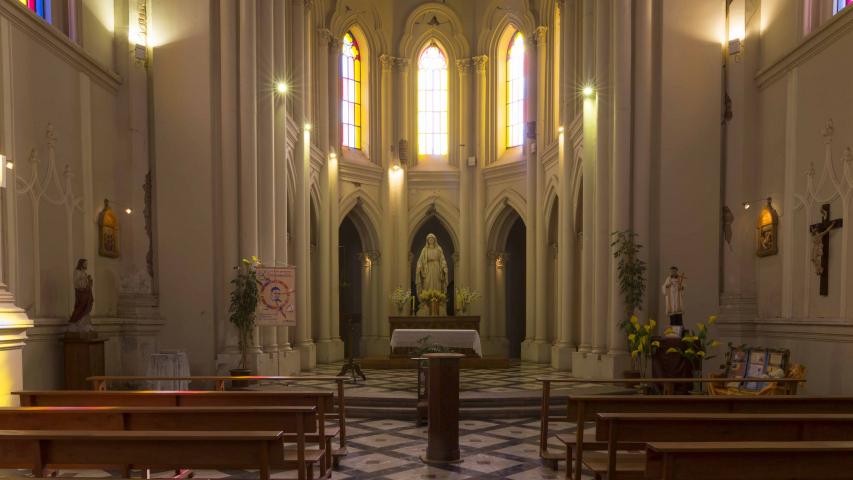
0;416;590;479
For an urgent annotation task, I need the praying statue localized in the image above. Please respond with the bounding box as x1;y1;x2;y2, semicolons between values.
69;258;95;334
661;266;686;328
415;233;449;315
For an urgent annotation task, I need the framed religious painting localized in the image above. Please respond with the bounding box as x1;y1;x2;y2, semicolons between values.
756;198;778;257
97;199;119;258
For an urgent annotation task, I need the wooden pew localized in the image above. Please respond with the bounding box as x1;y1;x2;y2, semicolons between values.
561;395;853;480
14;390;336;475
645;441;853;480
0;430;284;480
596;413;853;480
536;376;805;466
86;374;350;465
0;406;320;480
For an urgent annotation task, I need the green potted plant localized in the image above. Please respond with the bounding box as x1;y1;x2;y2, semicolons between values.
611;230;648;378
229;256;260;382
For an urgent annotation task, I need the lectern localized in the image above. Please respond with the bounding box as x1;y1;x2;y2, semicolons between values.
422;352;464;464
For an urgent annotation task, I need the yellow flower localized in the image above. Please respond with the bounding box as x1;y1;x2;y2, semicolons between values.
630;315;639;325
708;315;718;325
666;347;679;354
697;350;706;357
644;324;652;332
664;327;674;335
710;340;720;348
631;350;639;359
638;343;644;352
651;340;661;348
697;323;706;332
649;319;657;329
628;333;636;343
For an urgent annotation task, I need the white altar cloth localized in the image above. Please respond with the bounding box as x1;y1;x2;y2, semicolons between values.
146;350;190;390
390;329;482;357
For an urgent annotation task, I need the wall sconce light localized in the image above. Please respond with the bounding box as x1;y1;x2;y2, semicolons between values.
275;81;288;94
495;254;506;270
304;123;312;132
581;85;595;98
558;126;564;134
125;208;133;214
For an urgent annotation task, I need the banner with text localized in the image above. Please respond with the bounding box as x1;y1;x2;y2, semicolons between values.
256;265;296;326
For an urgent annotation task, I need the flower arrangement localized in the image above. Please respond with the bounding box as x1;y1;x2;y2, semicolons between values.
626;315;660;375
413;335;452;356
419;289;447;303
389;286;413;314
229;256;261;370
454;286;481;313
665;315;720;370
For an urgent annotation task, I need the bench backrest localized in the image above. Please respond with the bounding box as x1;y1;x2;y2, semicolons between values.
15;390;334;411
568;395;853;422
596;412;853;443
0;406;318;434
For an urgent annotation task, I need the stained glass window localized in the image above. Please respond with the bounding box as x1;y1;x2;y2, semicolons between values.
834;0;853;14
506;31;525;148
417;43;448;156
18;0;51;22
341;31;362;150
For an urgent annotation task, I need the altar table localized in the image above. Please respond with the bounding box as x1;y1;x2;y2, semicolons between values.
388;316;480;335
390;329;482;357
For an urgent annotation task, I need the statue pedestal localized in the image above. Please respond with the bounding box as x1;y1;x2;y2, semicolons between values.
63;335;106;389
422;353;464;464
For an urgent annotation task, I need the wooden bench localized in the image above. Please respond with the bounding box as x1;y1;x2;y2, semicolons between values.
559;395;853;480
14;390;337;475
86;374;350;465
645;441;853;480
536;376;805;466
596;412;853;480
0;430;284;480
0;406;321;480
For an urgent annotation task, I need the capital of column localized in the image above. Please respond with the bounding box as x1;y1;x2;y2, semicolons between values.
472;55;488;73
318;28;337;47
534;26;548;46
456;58;473;73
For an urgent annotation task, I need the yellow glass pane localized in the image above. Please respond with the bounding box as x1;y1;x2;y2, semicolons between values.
354;104;361;127
353;59;361;81
354;127;361;149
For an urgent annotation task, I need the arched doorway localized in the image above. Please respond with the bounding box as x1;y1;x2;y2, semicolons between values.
504;217;526;358
338;216;363;358
410;216;456;315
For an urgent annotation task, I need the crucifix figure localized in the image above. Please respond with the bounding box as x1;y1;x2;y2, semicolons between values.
809;204;843;296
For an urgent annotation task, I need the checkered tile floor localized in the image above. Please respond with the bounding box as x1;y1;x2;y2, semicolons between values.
286;360;587;395
0;417;591;479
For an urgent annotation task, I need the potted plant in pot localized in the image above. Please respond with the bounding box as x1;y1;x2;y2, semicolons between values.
229;256;260;385
611;230;648;378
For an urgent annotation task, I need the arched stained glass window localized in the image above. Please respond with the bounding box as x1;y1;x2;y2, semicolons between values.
341;31;362;150
417;43;448;156
18;0;51;21
834;0;852;14
506;31;525;148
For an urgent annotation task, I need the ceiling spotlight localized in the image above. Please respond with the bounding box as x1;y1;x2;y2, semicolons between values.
304;123;312;131
581;85;595;98
5;161;12;170
743;202;750;210
125;208;133;214
275;81;288;94
558;126;564;134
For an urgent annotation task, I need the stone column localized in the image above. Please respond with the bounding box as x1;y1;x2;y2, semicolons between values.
293;0;316;369
314;28;333;363
473;56;494;349
456;58;472;288
530;26;551;363
574;0;596;375
591;0;611;357
273;0;299;374
257;0;279;373
395;58;411;289
327;34;344;362
606;0;631;367
238;0;262;362
521;32;539;362
553;120;576;370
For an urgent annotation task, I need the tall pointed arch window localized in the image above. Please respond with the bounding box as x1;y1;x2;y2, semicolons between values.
341;31;362;150
506;31;525;148
834;0;852;14
18;0;51;21
417;42;449;156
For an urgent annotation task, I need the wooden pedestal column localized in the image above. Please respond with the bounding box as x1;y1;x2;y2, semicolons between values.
63;336;106;390
422;353;464;464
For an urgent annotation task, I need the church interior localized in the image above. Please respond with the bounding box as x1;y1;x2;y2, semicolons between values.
1;0;853;478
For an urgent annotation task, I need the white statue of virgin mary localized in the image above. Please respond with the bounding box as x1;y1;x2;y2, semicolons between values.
415;233;449;314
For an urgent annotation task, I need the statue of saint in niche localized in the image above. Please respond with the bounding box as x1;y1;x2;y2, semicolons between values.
415;233;449;316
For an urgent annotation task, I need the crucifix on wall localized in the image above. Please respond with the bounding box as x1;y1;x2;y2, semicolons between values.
809;203;843;296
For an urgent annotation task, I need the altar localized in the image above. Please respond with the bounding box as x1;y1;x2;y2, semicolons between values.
388;315;480;335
